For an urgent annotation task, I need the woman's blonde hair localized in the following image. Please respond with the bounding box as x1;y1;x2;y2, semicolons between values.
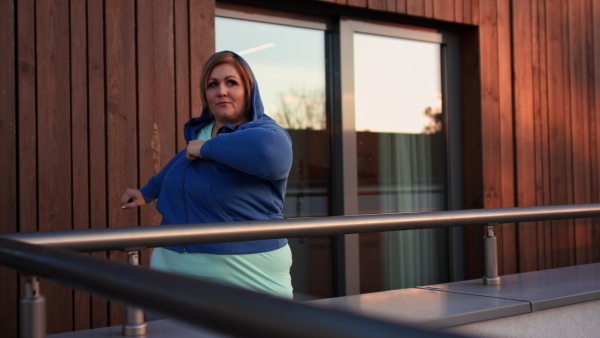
200;51;254;117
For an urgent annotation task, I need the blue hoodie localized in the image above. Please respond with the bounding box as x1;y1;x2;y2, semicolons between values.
139;52;292;254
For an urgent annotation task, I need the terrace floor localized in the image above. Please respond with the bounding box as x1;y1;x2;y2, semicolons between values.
50;263;600;337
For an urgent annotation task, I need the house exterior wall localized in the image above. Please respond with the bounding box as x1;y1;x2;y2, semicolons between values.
1;0;599;335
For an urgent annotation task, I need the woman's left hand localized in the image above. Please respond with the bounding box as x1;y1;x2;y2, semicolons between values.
186;140;206;160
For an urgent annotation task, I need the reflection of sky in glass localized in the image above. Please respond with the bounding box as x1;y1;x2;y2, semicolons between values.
354;33;442;134
216;17;326;129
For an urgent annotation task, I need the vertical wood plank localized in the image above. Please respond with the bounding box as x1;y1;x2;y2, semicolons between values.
396;0;407;13
593;0;600;262
0;0;18;336
476;0;506;274
471;0;479;25
16;1;38;334
407;0;425;16
463;0;472;25
175;0;191;151
585;0;598;263
70;1;89;232
36;0;74;333
433;0;454;22
479;0;502;210
530;0;540;269
542;0;557;268
368;0;386;11
531;0;545;271
70;0;92;331
87;0;109;328
137;0;176;232
513;0;538;273
535;0;553;270
568;0;593;265
386;0;396;12
497;0;516;275
545;0;571;268
106;0;137;326
424;0;434;17
0;264;17;338
17;0;37;236
582;0;595;262
36;1;73;228
190;0;215;118
0;0;16;218
479;0;502;271
584;0;596;197
454;0;464;23
348;0;368;7
561;0;576;267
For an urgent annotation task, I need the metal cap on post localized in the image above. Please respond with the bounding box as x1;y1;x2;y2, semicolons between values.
483;224;501;285
20;276;46;338
122;251;147;336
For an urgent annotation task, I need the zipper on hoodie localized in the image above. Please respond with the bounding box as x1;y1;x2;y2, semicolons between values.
181;135;193;224
182;161;193;223
181;160;193;253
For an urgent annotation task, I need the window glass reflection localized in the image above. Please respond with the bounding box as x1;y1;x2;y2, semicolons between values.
217;17;326;131
354;33;442;134
353;32;449;292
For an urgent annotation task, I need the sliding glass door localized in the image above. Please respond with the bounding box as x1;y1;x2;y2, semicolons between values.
216;6;463;298
352;30;449;291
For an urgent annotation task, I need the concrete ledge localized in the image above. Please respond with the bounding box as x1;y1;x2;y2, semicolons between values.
419;263;600;312
311;263;600;329
311;288;530;330
444;298;600;337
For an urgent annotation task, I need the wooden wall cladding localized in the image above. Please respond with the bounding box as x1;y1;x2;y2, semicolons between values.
512;0;600;274
1;0;600;334
0;0;18;337
1;0;214;334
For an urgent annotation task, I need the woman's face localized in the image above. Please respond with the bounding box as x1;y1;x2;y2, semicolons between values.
206;63;248;126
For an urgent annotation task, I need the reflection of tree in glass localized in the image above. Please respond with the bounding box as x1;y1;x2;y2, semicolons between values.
422;104;443;134
272;86;325;130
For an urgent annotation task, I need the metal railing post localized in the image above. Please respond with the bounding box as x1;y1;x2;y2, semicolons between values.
122;250;147;336
20;276;46;338
483;224;501;285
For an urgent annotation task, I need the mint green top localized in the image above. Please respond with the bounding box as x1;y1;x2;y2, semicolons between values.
150;121;293;299
196;120;216;140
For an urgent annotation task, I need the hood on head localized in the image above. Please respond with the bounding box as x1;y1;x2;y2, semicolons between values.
184;51;275;141
198;50;265;122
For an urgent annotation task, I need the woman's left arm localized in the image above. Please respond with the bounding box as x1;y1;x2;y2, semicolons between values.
200;126;292;180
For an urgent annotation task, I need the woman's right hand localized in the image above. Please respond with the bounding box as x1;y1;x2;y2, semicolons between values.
121;188;146;209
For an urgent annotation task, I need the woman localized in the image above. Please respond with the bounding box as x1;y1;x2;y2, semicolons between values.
121;51;293;299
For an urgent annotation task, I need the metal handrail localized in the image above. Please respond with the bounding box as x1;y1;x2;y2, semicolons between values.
2;203;599;337
2;203;599;252
0;237;455;338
